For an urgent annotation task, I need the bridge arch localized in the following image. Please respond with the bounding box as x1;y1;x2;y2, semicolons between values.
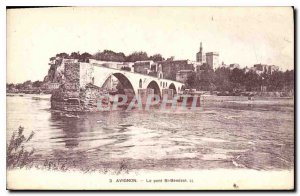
90;65;184;98
169;83;177;95
146;80;161;97
102;72;136;96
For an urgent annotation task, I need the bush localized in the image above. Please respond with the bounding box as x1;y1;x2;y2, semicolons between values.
7;126;35;169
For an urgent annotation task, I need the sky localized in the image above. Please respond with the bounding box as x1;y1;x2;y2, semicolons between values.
7;7;294;83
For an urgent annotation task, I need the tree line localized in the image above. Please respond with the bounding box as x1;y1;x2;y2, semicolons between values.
7;80;44;90
52;50;165;62
186;67;294;92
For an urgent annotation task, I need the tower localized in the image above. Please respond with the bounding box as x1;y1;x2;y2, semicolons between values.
196;42;203;63
205;52;219;69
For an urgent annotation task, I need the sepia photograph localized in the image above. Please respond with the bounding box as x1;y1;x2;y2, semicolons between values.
6;6;294;190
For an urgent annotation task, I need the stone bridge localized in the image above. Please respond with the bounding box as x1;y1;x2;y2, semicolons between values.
52;62;185;112
78;63;184;97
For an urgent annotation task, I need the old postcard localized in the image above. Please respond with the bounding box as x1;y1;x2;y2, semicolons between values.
6;7;294;190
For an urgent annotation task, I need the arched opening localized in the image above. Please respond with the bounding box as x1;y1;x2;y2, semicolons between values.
147;81;161;98
169;83;177;95
102;73;136;101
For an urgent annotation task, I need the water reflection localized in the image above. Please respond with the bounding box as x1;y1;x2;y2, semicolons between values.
50;112;82;148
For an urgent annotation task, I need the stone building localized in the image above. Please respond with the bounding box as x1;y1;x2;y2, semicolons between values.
176;70;194;83
133;60;158;75
206;52;219;69
253;64;267;73
195;42;220;71
220;63;240;70
157;60;196;81
268;65;280;74
253;63;279;74
229;63;240;70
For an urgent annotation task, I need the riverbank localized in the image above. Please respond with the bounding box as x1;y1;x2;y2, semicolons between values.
7;168;294;190
7;89;53;94
6;93;51;99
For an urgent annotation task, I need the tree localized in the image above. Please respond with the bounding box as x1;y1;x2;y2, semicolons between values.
284;70;294;89
199;63;213;71
56;53;69;59
149;54;164;62
186;72;197;89
126;51;148;62
230;68;245;84
214;67;233;91
15;83;23;90
79;52;92;62
32;80;44;88
70;52;80;59
93;50;126;62
268;71;285;91
244;70;260;91
6;83;15;90
198;69;215;91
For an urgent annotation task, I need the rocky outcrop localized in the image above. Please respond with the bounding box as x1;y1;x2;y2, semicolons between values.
44;58;64;83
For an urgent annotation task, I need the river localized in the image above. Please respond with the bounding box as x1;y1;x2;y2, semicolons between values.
6;94;294;171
